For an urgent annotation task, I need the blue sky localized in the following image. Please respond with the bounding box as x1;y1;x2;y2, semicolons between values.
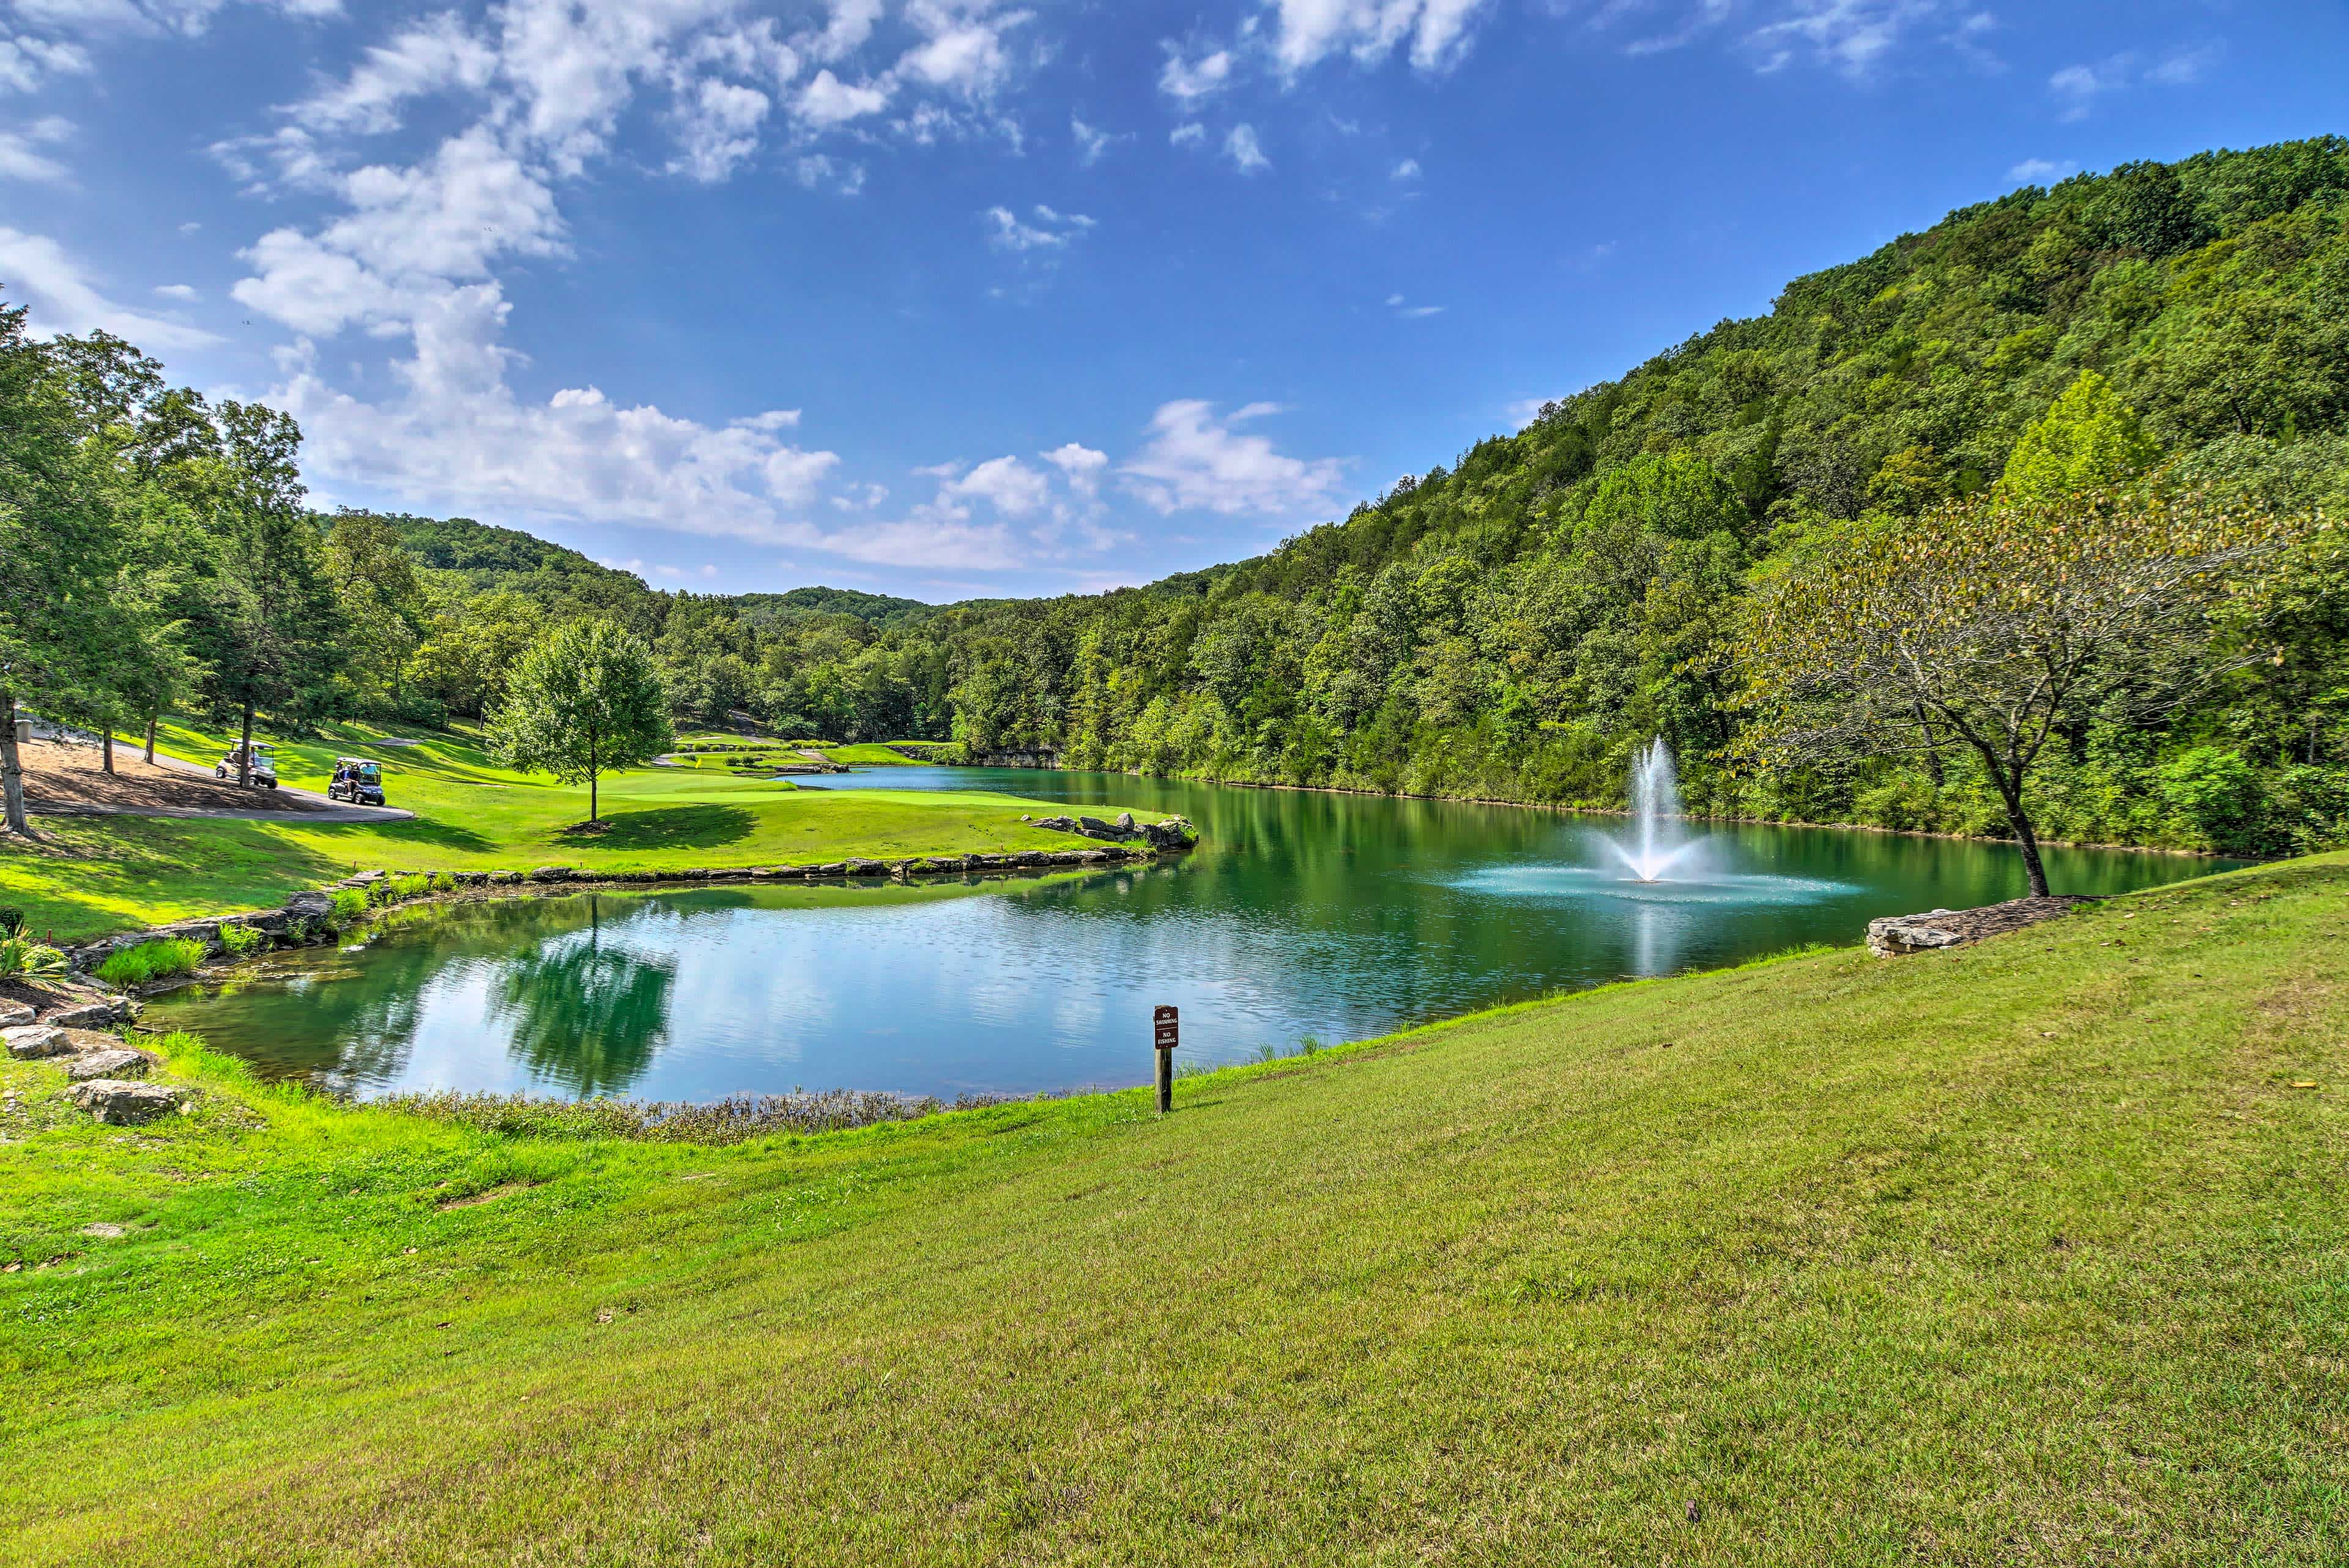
2;1;2343;601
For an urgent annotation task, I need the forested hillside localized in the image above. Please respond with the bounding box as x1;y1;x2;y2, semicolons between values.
661;136;2340;858
12;139;2342;858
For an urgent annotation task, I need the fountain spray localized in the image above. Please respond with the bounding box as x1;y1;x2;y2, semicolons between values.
1607;738;1702;883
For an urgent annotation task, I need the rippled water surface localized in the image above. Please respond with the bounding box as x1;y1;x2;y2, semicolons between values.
148;767;2232;1101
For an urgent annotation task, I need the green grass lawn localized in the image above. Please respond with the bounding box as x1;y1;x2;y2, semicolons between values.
0;718;1150;942
4;855;2345;1563
817;742;930;765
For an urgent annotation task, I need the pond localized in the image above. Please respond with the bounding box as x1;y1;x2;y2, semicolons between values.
146;767;2232;1103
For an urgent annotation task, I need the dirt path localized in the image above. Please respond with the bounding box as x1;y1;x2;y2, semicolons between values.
19;739;415;823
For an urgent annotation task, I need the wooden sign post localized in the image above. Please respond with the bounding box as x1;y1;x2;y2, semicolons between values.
1153;1005;1178;1114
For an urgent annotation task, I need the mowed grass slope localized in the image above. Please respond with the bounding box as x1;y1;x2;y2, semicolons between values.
3;856;2345;1562
0;719;1149;942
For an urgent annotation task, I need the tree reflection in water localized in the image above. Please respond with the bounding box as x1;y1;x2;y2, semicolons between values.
486;897;677;1096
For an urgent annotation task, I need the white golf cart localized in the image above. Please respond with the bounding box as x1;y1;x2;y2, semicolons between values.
216;743;279;789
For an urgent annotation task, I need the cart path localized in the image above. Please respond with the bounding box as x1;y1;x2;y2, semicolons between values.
33;747;417;823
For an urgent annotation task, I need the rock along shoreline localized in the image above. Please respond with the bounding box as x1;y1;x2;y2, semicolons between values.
59;814;1199;978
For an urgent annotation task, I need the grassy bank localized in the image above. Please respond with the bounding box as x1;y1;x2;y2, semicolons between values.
0;719;1163;943
4;855;2345;1562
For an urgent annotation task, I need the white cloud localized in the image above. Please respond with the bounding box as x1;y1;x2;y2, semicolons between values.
1157;43;1233;103
0;33;91;94
153;282;199;300
0;114;71;182
984;203;1094;253
1391;157;1420;180
1170;121;1206;148
234;123;566;336
797;67;891;126
2144;43;2218;87
1745;1;1947;79
2007;157;2077;185
943;454;1051;515
1263;0;1493;75
10;0;340;37
792;152;866;192
2048;58;2121;120
1119;400;1346;518
1224;123;1270;175
897;3;1026;98
275;283;845;550
1043;441;1108;497
806;0;882;63
0;226;221;349
284;12;497;135
1071;114;1119;166
2050;43;2219;119
669;77;770;181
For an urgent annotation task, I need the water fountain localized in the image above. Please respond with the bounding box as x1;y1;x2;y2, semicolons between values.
1601;737;1704;883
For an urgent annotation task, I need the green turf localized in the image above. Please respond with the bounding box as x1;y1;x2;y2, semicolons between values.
0;718;1160;942
816;742;930;765
3;855;2345;1562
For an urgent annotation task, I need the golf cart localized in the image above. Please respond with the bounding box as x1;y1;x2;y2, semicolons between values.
328;756;385;807
216;743;278;789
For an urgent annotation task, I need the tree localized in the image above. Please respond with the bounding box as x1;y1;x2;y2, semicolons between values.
1995;372;2161;503
1729;488;2319;896
487;620;672;825
0;305;136;836
180;401;342;784
324;511;429;717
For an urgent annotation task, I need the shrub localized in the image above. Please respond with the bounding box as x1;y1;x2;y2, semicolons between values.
0;934;67;976
390;873;432;901
218;924;267;959
0;905;24;937
327;890;368;929
429;871;457;893
95;937;209;988
2159;746;2263;850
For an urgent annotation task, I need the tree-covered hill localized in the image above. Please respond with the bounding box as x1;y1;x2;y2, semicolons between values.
360;137;2345;856
18;139;2336;858
646;136;2337;858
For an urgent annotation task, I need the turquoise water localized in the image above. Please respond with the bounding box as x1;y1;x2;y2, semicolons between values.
146;768;2233;1102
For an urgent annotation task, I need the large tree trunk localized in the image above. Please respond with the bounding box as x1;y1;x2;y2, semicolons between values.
0;685;32;839
1989;771;2050;899
145;715;157;765
103;730;114;775
589;729;599;825
1959;735;2051;899
239;704;256;789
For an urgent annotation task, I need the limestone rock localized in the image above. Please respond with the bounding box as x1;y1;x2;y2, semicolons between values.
1113;811;1136;831
67;1048;153;1082
70;1079;192;1124
1868;895;2100;957
530;866;576;883
1142;816;1197;852
44;1000;124;1028
5;1025;69;1060
0;1000;35;1029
